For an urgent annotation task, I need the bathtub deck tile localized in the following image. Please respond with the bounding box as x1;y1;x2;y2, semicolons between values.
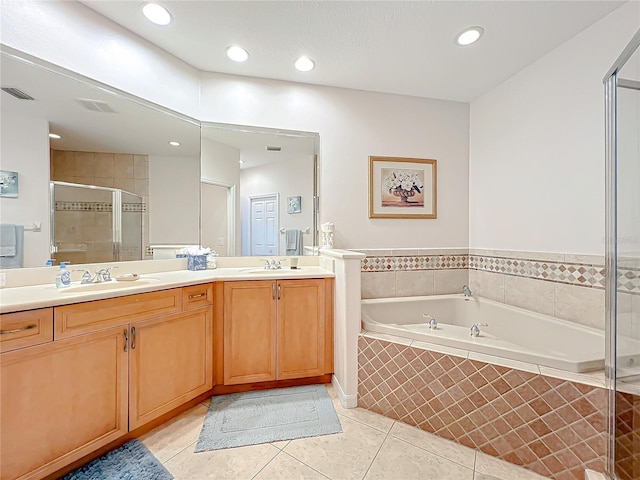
362;330;413;346
411;340;469;359
538;367;605;389
468;352;541;375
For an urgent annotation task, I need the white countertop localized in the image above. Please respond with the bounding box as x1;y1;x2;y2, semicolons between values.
0;266;334;314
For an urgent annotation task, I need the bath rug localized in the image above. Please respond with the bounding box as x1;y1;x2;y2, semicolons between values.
195;384;342;452
62;439;172;480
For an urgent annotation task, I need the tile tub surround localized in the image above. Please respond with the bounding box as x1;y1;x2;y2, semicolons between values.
359;248;609;330
357;336;606;480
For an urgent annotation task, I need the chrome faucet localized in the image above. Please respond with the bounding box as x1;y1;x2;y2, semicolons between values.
470;323;488;337
262;259;282;270
74;269;93;284
462;285;472;297
422;314;438;330
91;267;115;283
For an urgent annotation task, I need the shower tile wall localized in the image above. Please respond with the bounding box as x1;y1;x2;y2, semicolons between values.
51;150;150;262
358;335;606;480
359;248;607;330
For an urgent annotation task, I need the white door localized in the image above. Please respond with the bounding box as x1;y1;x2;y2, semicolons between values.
250;194;279;256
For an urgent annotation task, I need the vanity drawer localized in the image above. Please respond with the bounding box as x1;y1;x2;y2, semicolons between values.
183;283;214;310
54;288;183;339
0;308;54;353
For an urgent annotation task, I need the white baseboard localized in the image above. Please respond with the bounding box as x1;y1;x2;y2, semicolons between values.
332;375;357;409
585;469;608;480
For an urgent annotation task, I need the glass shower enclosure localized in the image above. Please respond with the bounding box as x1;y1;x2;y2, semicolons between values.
604;29;640;480
50;181;143;264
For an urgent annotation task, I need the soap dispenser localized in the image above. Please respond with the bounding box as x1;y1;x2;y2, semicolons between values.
55;262;71;288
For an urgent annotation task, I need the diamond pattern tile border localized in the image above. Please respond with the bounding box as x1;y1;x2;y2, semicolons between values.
358;336;606;480
360;252;640;293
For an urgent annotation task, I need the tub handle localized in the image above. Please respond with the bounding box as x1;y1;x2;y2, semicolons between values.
470;323;488;337
422;314;438;330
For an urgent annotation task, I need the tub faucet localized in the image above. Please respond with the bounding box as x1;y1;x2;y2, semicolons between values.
462;285;472;297
470;323;488;337
422;314;437;330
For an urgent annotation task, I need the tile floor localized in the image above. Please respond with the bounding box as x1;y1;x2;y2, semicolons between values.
139;385;550;480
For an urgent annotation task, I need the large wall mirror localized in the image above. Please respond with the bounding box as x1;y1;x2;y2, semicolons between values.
200;123;318;257
0;48;319;268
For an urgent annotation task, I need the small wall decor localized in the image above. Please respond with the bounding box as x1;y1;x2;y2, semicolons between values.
369;156;437;219
0;170;19;198
287;196;302;214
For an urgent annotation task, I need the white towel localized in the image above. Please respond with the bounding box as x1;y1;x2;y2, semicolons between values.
0;224;17;257
0;226;23;268
285;229;303;256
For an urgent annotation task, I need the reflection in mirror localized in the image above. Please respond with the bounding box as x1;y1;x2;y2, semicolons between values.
200;123;319;257
0;49;201;268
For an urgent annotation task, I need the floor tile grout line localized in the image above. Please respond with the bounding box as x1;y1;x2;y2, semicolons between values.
385;428;477;471
335;410;393;435
360;421;393;480
250;446;282;480
279;449;332;479
159;440;198;466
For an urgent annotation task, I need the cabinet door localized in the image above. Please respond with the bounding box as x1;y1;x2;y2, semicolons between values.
129;307;213;430
223;281;276;385
277;279;326;380
0;327;128;480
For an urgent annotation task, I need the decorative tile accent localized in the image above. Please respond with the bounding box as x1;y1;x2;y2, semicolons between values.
358;336;606;480
469;255;606;290
361;255;469;272
55;201;146;212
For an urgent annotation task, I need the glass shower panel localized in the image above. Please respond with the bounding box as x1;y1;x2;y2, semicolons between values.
120;191;144;261
613;36;640;480
52;182;115;264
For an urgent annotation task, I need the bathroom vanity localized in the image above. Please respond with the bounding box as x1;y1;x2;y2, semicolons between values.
0;268;334;480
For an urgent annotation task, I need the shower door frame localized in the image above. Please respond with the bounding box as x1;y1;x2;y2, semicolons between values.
49;181;143;263
603;28;640;479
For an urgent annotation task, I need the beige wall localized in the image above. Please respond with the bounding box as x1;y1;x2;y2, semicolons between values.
0;114;50;267
148;155;200;245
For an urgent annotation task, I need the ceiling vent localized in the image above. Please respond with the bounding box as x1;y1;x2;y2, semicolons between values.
266;146;282;152
1;87;34;100
76;98;118;113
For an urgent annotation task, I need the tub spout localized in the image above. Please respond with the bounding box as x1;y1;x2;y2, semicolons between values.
470;323;488;337
463;285;472;297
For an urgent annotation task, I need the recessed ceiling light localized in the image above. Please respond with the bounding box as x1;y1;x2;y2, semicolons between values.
168;141;181;147
456;26;484;46
142;3;172;26
294;56;315;72
239;160;244;165
226;46;249;62
49;133;61;139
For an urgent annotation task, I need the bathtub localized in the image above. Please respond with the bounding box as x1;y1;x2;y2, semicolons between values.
361;294;604;373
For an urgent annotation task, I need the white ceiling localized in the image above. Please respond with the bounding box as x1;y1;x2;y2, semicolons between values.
80;0;625;103
1;53;313;169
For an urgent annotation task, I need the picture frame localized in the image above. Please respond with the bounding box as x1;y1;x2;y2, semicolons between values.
0;170;19;198
287;195;302;214
368;156;437;219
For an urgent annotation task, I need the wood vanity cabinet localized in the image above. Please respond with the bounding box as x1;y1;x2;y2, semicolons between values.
222;278;333;385
0;325;128;480
129;306;213;429
0;284;213;480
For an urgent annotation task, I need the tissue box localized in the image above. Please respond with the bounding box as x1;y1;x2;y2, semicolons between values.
187;254;207;271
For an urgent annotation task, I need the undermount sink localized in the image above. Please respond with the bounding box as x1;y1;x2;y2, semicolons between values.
57;278;160;293
240;268;305;275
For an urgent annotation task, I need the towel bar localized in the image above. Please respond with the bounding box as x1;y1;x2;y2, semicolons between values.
279;227;310;234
